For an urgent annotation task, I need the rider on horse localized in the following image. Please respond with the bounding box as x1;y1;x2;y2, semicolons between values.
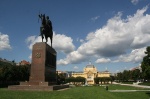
39;14;53;46
46;16;52;30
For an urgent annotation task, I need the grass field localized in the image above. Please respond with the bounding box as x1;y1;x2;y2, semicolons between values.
139;82;150;86
0;85;150;99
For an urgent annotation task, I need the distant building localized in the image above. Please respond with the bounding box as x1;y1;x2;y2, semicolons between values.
72;63;110;84
130;66;142;72
18;60;30;66
57;70;68;78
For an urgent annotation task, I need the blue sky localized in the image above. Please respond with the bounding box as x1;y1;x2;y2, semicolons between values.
0;0;150;73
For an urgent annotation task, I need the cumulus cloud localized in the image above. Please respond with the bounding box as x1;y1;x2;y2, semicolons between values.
57;51;89;65
116;47;146;63
0;32;11;51
78;6;150;57
53;33;75;53
26;35;40;50
58;6;150;65
57;59;68;65
131;0;139;5
26;32;75;54
95;58;111;63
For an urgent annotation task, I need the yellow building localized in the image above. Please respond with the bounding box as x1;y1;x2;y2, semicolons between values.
72;64;110;84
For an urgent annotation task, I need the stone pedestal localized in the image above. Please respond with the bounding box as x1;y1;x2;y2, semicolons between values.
8;42;69;91
29;42;56;85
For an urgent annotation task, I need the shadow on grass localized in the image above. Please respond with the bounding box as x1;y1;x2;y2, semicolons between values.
146;92;150;97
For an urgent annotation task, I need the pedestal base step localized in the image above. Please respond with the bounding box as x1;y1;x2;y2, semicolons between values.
8;85;69;91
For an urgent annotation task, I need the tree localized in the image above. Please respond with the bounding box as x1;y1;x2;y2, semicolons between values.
131;69;141;81
94;77;111;84
0;65;30;82
122;70;131;82
57;73;66;84
66;77;76;84
75;77;85;84
94;77;100;84
110;75;115;84
0;61;13;68
141;46;150;80
117;72;123;82
66;77;85;85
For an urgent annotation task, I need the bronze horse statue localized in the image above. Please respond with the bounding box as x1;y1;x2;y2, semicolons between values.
39;14;53;47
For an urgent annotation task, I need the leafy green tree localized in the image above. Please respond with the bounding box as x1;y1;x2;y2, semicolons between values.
131;69;141;81
57;73;66;84
0;65;30;82
94;77;100;84
0;61;13;68
122;70;131;82
75;77;85;84
117;72;123;82
66;77;76;84
66;77;85;85
94;77;111;84
110;75;115;84
141;46;150;80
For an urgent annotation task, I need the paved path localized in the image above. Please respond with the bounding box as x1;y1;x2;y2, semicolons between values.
120;84;150;89
113;82;150;89
109;90;150;92
57;88;70;91
109;82;150;92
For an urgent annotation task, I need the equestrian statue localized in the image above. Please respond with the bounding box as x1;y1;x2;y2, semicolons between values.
39;14;53;47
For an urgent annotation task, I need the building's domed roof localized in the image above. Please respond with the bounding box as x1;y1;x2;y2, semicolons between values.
86;65;95;68
86;61;95;68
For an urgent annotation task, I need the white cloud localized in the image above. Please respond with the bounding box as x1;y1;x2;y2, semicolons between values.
95;58;111;63
57;51;89;65
131;0;139;5
116;47;146;63
57;59;68;65
79;39;84;43
86;32;95;40
26;32;75;54
26;35;40;50
77;38;84;43
58;6;150;65
78;6;150;57
91;16;100;21
0;32;11;51
73;66;79;70
53;33;75;53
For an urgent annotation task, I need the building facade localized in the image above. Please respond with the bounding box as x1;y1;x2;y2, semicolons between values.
17;60;30;66
72;64;110;84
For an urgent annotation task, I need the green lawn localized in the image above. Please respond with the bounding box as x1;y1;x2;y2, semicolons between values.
0;85;150;99
139;82;150;86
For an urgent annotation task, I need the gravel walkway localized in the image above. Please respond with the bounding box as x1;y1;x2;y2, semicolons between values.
112;82;150;89
109;90;150;92
109;82;150;92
